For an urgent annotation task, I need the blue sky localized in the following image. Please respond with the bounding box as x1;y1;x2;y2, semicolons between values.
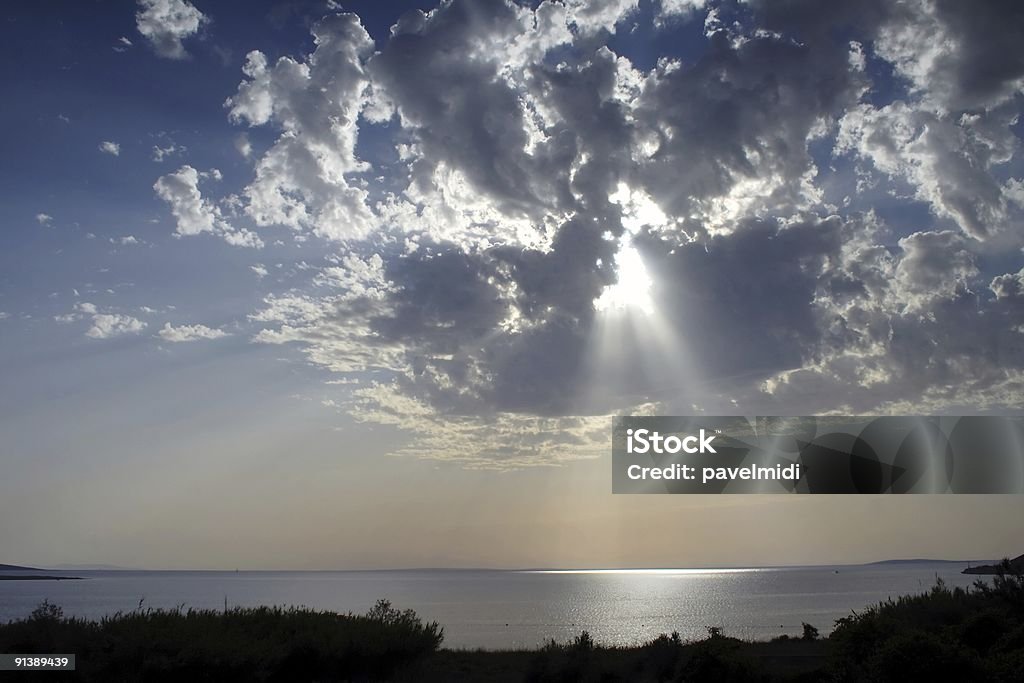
2;0;1024;569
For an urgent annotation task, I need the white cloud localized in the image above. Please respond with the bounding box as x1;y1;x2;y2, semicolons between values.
564;0;640;35
655;0;706;26
154;165;216;235
152;143;183;161
234;133;252;159
86;314;146;339
35;213;52;226
836;102;1016;240
249;263;268;278
154;165;263;248
58;302;148;339
891;231;978;311
158;322;229;342
225;14;377;240
136;0;207;60
99;141;120;156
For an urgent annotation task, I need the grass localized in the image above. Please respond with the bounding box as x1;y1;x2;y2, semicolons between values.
3;562;1024;681
0;599;443;682
827;560;1024;682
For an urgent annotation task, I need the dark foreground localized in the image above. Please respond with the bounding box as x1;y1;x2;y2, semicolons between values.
2;563;1023;682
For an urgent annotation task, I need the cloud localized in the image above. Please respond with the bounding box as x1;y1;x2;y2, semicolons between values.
632;27;864;233
56;302;147;339
350;381;610;469
836;102;1018;240
366;2;580;234
225;13;376;240
234;133;251;159
35;213;52;226
136;0;207;60
98;141;120;156
874;0;1024;113
158;322;229;342
179;0;1024;464
991;268;1024;300
86;314;146;339
154;165;263;248
655;0;706;26
152;142;183;162
564;0;640;35
249;263;268;278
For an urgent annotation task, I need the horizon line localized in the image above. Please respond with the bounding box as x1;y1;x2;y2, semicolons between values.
7;558;986;573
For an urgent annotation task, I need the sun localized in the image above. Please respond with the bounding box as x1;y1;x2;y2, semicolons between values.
594;243;654;315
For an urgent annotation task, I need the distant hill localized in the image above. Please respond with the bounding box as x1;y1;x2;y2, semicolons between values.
869;559;967;565
0;564;40;571
48;564;135;571
963;554;1024;575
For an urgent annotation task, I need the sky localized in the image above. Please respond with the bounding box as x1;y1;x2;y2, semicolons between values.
1;0;1024;570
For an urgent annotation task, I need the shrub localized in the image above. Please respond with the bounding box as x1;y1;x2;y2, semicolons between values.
829;564;1024;681
0;600;443;682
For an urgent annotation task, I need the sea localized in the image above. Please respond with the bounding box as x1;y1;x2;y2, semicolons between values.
0;563;985;649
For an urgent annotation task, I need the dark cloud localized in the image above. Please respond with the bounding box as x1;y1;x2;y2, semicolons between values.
641;216;844;380
634;28;863;221
368;1;567;218
223;0;1024;458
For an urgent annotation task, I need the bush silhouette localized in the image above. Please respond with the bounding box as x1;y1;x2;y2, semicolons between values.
0;600;443;682
830;562;1024;681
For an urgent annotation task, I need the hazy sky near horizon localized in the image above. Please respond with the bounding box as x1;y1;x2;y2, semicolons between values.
2;0;1024;570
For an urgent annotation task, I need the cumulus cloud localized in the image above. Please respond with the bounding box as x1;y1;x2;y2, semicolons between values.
656;0;707;26
875;0;1024;113
225;13;376;240
86;313;146;339
35;213;52;226
177;0;1024;464
154;165;263;247
836;103;1018;239
98;141;120;156
158;322;229;342
56;302;148;339
136;0;207;60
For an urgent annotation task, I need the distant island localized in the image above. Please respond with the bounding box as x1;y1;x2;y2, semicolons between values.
0;564;80;581
963;553;1024;575
867;558;969;565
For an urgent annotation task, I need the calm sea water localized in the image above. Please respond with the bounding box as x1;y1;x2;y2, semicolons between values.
0;564;984;649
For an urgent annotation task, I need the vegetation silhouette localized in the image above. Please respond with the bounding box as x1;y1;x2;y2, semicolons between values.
3;561;1024;681
0;599;442;682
